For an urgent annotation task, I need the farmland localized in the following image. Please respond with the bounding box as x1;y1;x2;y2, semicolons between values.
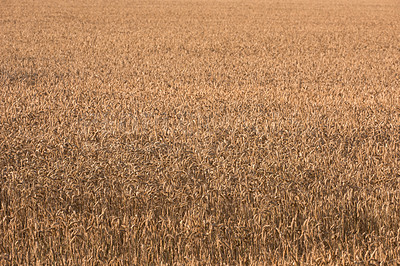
1;0;400;264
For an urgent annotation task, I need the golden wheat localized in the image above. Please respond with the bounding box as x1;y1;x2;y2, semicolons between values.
1;0;400;264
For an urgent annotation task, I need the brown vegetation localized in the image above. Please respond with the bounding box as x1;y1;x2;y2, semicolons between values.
1;0;400;264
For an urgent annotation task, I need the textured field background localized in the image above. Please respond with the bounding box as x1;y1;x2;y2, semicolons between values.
1;0;400;264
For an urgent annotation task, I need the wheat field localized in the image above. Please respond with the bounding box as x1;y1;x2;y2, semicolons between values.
1;0;400;264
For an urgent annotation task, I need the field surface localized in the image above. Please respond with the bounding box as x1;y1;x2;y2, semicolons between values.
1;0;400;264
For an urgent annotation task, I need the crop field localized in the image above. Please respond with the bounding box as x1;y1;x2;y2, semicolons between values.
1;0;400;264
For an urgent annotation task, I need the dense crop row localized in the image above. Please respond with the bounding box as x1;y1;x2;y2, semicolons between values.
1;0;400;264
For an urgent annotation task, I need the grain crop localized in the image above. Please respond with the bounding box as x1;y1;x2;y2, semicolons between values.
1;0;400;264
